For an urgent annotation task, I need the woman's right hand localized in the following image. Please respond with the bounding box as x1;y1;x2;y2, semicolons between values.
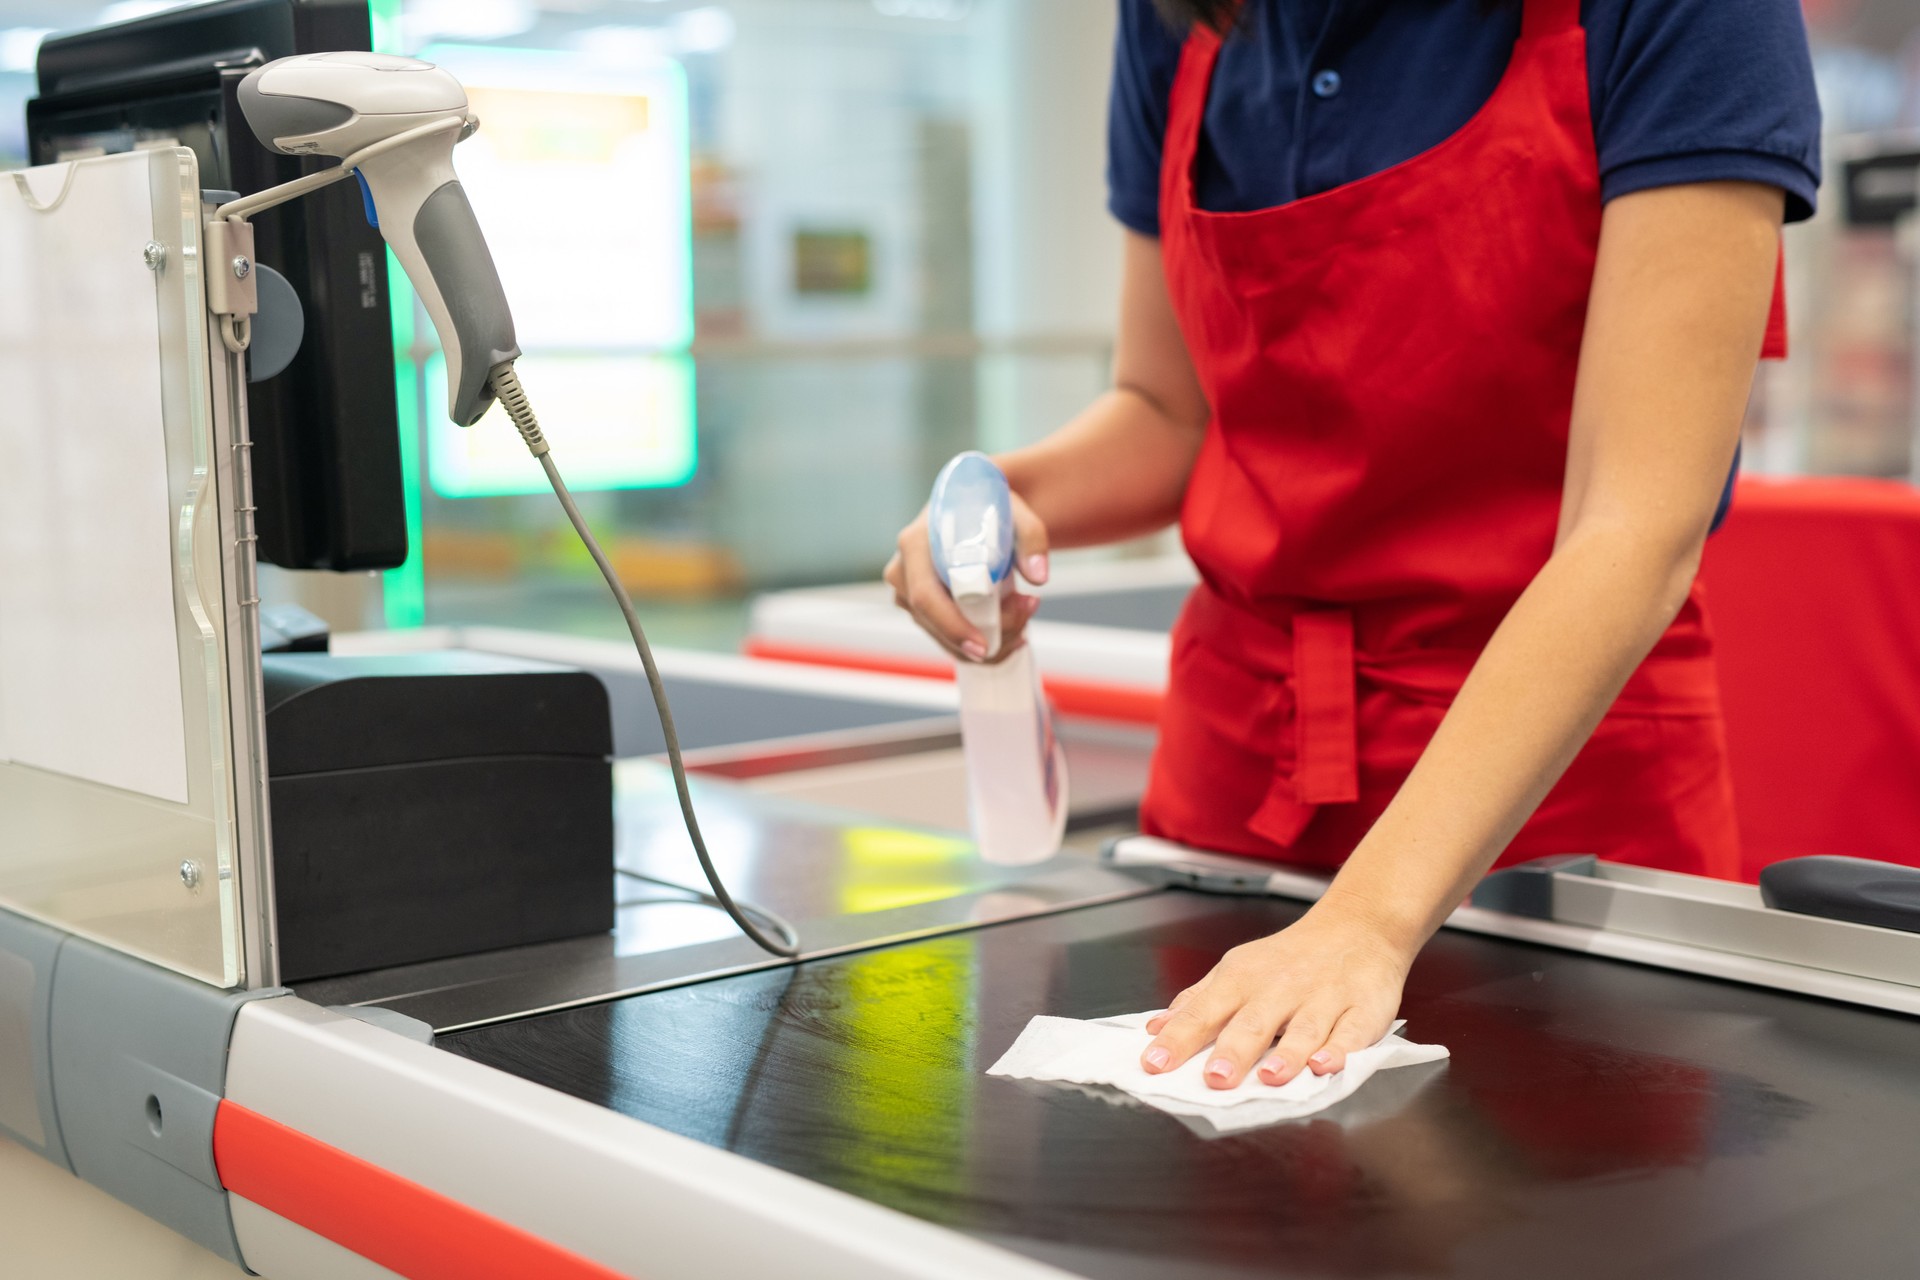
885;492;1051;663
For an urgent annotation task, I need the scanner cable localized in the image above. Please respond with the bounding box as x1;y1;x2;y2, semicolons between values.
493;361;803;958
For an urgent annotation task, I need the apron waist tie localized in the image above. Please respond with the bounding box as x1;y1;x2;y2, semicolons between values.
1292;610;1360;806
1185;588;1369;845
1181;584;1725;851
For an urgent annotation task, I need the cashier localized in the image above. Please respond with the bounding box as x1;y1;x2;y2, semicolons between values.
887;0;1820;1089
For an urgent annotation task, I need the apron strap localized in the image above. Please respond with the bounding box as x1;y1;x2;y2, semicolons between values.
1521;0;1583;39
1162;23;1224;224
1762;239;1790;361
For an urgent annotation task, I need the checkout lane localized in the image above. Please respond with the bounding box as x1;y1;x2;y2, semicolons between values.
438;888;1920;1280
282;611;1920;1276
284;576;1920;1277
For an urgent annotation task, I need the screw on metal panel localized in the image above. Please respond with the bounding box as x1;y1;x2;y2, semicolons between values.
179;860;202;892
231;256;252;279
143;242;166;271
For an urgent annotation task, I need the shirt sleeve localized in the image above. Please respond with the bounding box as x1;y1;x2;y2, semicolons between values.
1106;0;1186;237
1591;0;1823;223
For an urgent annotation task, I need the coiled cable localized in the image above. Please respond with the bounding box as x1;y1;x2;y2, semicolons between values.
490;361;801;958
615;868;800;951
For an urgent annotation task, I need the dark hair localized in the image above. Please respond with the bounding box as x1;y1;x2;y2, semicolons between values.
1151;0;1514;33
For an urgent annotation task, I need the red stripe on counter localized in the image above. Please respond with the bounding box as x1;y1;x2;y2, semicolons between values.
741;639;1166;726
213;1101;632;1280
742;638;953;682
1046;678;1165;726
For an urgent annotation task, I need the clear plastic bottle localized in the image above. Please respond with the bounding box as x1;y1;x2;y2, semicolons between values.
928;453;1069;865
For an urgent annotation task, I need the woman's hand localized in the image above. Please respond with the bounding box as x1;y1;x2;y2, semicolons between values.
883;233;1206;661
884;494;1051;663
1141;906;1414;1089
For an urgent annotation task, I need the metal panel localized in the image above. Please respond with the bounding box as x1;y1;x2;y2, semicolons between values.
1551;871;1920;986
322;861;1156;1034
1111;838;1920;1015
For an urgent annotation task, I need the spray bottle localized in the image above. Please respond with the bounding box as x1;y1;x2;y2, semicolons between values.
928;453;1069;865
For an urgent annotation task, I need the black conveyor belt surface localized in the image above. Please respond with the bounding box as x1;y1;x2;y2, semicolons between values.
442;892;1920;1279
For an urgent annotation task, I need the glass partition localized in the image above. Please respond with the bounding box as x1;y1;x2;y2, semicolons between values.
0;147;262;988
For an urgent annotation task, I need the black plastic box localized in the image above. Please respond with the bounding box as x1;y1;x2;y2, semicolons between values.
262;652;615;983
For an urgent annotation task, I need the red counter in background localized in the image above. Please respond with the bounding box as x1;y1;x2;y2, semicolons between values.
1701;477;1920;882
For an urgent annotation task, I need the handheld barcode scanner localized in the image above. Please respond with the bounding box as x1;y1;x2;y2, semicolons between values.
236;52;518;427
226;52;799;958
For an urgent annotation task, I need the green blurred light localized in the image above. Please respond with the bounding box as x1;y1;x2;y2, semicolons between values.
385;328;426;628
367;0;404;56
370;0;427;629
423;353;697;498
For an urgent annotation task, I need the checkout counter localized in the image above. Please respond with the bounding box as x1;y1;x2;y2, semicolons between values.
9;571;1920;1280
16;758;1920;1280
6;11;1920;1280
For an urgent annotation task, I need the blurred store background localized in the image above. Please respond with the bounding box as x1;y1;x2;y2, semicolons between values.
1;0;1917;648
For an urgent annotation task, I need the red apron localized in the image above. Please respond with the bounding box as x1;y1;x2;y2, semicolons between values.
1139;0;1784;878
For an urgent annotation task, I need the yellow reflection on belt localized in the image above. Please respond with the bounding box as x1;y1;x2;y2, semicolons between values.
839;826;973;915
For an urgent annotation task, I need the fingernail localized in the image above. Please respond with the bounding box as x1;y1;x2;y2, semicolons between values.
960;640;986;661
1310;1050;1333;1067
1026;554;1048;581
1144;1046;1171;1070
1260;1056;1286;1078
1205;1059;1234;1083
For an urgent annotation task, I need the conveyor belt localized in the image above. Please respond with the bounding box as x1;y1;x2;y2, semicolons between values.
443;891;1920;1280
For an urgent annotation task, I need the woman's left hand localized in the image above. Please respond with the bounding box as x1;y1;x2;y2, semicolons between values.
1141;906;1414;1089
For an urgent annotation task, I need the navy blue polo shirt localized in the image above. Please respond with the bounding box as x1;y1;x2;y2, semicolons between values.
1108;0;1824;237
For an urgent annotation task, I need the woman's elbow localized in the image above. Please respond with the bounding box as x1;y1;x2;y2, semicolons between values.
1559;513;1709;625
1657;536;1708;621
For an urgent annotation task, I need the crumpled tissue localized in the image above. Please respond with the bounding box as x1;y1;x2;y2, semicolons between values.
987;1011;1448;1134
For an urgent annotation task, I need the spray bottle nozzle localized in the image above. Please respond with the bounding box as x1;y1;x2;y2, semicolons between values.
946;563;996;602
928;452;1015;597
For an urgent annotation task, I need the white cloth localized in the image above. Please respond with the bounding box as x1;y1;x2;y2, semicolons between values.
987;1011;1449;1134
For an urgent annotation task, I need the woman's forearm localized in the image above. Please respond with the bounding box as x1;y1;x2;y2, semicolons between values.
1320;521;1703;949
995;230;1209;551
995;384;1205;549
1322;181;1782;952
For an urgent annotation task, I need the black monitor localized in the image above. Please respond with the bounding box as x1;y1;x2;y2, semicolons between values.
28;0;408;572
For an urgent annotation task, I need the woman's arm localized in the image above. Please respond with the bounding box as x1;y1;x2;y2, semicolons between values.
1142;180;1786;1088
885;230;1208;659
997;230;1211;546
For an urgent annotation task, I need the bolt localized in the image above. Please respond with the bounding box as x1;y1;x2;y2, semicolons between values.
231;256;252;280
143;241;166;271
179;860;202;892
